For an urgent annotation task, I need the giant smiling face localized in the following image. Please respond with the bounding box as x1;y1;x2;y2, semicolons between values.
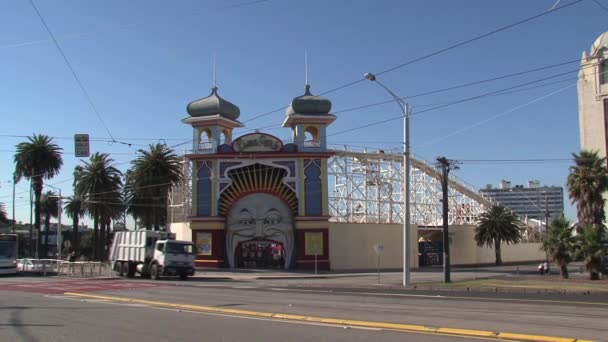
226;193;294;269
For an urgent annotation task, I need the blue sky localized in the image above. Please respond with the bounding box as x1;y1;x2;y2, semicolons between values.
1;0;606;224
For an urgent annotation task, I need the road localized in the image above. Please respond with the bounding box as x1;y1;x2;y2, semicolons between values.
0;275;606;341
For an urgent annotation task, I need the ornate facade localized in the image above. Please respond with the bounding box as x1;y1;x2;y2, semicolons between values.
182;84;335;270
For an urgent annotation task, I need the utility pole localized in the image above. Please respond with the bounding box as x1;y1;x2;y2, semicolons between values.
11;176;16;233
437;157;458;283
57;189;63;260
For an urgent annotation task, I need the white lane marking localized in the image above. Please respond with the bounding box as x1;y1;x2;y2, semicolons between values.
231;286;256;289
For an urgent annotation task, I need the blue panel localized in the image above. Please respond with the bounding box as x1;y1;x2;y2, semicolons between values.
304;163;322;216
197;161;212;216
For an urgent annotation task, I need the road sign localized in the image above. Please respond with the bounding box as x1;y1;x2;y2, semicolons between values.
74;134;90;157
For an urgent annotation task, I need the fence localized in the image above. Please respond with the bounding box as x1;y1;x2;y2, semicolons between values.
17;258;114;278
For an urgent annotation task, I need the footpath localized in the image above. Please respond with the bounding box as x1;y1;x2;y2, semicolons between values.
191;263;608;295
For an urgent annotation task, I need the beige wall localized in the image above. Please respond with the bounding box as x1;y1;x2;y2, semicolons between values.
450;225;545;265
328;222;418;271
169;222;192;242
170;221;544;269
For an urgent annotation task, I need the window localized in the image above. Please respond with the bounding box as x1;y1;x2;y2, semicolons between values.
165;242;194;255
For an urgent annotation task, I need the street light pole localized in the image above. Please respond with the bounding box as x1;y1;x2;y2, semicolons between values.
57;189;62;260
364;72;411;287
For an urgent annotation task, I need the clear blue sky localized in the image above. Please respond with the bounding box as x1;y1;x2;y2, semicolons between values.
1;0;606;225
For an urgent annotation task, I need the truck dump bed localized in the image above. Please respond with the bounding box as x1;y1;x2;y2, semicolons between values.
109;231;174;263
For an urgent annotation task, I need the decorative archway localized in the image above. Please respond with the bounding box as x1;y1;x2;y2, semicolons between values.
218;164;298;216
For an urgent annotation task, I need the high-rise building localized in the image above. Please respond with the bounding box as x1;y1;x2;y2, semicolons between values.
480;180;564;222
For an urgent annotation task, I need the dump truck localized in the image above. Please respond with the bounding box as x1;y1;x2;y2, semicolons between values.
109;230;195;280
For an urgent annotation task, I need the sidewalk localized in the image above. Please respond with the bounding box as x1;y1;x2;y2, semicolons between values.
191;263;608;295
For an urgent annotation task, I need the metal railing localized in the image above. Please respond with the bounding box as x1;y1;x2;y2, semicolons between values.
16;258;114;278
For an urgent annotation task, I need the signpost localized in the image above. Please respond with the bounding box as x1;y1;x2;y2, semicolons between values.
74;134;90;158
373;244;384;284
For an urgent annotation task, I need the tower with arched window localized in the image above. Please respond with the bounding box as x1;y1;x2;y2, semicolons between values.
182;86;243;154
579;32;608;156
283;84;336;151
579;31;608;226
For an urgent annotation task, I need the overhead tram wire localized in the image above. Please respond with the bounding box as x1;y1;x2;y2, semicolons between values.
334;60;593;116
592;0;608;13
244;0;584;126
327;67;586;137
28;0;130;147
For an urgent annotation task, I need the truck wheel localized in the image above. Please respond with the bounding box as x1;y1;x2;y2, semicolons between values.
179;274;188;281
150;264;160;280
115;263;124;277
126;263;136;278
121;262;129;278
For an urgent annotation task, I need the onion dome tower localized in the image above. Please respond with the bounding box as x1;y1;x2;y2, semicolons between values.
282;84;336;151
182;86;243;154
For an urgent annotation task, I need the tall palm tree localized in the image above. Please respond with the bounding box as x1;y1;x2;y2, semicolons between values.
14;134;63;258
475;204;522;265
40;191;59;258
567;150;608;230
74;153;123;260
64;196;85;254
573;225;608;280
126;144;183;231
0;202;8;223
542;216;575;278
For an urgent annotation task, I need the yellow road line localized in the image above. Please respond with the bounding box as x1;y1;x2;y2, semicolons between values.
64;292;594;342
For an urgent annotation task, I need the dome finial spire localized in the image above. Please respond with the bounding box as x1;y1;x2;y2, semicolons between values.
212;52;217;89
305;49;309;86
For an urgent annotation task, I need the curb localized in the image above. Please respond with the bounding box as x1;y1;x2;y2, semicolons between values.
63;292;594;342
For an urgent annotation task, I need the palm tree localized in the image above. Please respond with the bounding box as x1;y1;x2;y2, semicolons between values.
14;134;63;258
40;191;59;258
0;202;8;223
567;150;608;230
542;216;575;278
126;144;183;231
74;153;123;260
64;196;85;254
573;225;608;280
475;204;522;265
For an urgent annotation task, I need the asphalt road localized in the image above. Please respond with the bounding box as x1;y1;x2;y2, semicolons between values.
0;276;606;341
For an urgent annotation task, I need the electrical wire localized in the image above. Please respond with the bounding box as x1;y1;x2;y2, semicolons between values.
27;0;127;145
243;0;584;125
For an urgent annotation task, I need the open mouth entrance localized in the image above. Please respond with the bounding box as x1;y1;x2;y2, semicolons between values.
236;240;285;269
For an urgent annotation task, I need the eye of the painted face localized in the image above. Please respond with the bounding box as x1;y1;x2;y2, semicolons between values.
263;210;282;225
239;210;255;225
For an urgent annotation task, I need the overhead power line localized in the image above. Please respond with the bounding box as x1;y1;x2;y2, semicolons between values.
244;0;584;125
327;67;584;137
592;0;608;13
28;0;128;146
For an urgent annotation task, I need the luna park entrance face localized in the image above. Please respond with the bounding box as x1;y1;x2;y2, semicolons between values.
236;240;285;269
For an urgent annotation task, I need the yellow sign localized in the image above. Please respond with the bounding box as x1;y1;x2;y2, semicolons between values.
305;232;323;256
196;232;212;256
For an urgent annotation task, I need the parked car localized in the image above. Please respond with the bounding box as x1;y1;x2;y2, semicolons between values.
16;259;44;272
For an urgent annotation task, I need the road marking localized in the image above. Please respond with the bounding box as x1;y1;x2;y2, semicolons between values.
283;288;608;307
64;292;593;342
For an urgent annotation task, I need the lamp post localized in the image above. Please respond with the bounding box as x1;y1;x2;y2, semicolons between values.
364;72;411;287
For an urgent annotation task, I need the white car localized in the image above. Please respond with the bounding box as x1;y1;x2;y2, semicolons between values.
17;259;44;272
